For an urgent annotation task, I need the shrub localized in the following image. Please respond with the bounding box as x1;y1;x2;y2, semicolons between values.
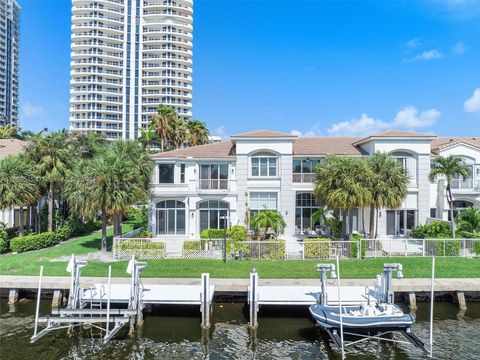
411;221;452;239
435;240;461;256
138;230;152;238
4;226;19;240
304;238;331;259
10;231;60;253
262;240;285;260
473;241;480;257
351;235;367;259
230;225;247;242
183;241;202;251
200;228;231;239
325;216;342;238
456;231;480;239
116;240;165;258
0;230;9;253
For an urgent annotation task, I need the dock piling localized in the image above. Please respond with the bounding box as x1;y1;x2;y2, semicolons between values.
200;273;211;329
456;292;467;311
8;289;18;305
52;290;63;309
248;270;259;329
408;292;417;311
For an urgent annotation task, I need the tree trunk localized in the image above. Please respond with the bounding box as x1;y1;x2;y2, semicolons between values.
348;209;354;241
375;207;379;239
101;211;108;252
369;204;376;239
447;182;455;238
361;207;366;237
18;206;24;236
48;182;54;232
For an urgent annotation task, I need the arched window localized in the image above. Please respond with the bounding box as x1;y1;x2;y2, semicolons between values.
295;193;320;235
198;200;229;232
156;200;185;234
250;151;278;177
391;151;417;184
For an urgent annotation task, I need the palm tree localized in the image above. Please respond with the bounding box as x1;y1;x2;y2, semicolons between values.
170;116;188;149
0;124;20;139
150;104;177;152
314;156;372;240
429;155;472;238
250;210;286;240
26;131;74;231
367;152;409;239
0;155;39;236
69;131;106;159
138;126;159;152
186;119;209;147
311;207;328;231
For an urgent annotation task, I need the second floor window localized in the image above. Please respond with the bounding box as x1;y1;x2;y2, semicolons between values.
159;164;174;183
251;157;277;177
200;164;228;189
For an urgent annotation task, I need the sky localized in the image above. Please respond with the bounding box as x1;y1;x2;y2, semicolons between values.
18;0;480;137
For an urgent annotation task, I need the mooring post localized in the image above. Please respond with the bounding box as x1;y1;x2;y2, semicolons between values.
8;289;18;305
200;272;210;329
456;292;467;311
106;265;112;338
248;269;259;329
33;265;44;339
409;292;417;311
52;290;63;309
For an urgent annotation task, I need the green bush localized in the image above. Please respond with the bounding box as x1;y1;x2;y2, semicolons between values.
10;231;60;253
138;230;152;238
411;221;452;239
4;226;19;240
116;240;166;258
304;238;331;259
230;225;247;242
473;241;480;257
351;235;367;259
200;228;231;239
0;230;9;253
456;231;480;239
263;240;285;260
435;240;461;256
183;241;202;251
325;216;342;238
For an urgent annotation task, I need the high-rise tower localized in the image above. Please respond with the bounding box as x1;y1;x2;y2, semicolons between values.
0;0;20;127
70;0;193;140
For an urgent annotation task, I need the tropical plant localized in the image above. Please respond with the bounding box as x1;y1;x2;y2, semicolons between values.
367;152;409;239
25;131;74;231
138;126;159;152
186;119;209;147
0;124;20;139
429;155;472;237
456;207;480;233
250;210;286;240
150;104;178;151
0;155;39;236
170;115;189;149
311;207;328;229
314;156;372;240
69;131;107;159
64;141;153;251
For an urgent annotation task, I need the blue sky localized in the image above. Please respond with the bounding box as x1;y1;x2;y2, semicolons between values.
19;0;480;137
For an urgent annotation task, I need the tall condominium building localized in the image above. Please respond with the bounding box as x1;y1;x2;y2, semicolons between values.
0;0;20;127
70;0;193;140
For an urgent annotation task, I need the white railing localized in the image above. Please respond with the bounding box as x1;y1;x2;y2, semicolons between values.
292;173;315;183
451;178;474;190
198;179;228;190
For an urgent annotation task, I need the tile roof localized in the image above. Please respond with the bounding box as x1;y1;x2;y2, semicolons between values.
0;138;28;159
293;137;365;155
150;141;236;159
431;137;480;154
354;130;436;145
231;130;295;138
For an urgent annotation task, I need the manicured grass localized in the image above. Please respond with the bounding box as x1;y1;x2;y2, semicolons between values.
1;244;479;278
0;223;134;276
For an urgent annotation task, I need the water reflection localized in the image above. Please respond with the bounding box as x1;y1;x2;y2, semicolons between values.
1;300;479;360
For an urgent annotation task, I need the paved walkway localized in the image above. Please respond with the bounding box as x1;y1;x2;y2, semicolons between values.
1;276;479;292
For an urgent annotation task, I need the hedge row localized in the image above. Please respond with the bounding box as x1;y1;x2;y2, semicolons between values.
116;240;166;258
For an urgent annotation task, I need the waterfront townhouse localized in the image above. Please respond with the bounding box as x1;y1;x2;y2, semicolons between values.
148;130;480;241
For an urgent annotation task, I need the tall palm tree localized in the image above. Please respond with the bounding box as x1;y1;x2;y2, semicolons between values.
69;131;106;159
367;152;409;239
138;126;159;152
169;116;188;149
186;119;209;147
26;131;74;231
314;156;372;240
0;124;20;139
429;155;472;238
150;104;177;152
0;155;39;236
250;210;286;240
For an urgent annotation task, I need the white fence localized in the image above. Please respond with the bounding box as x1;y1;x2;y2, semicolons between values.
113;237;166;259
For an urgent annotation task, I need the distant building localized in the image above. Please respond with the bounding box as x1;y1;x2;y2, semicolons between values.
208;135;222;143
69;0;193;140
148;129;480;241
0;0;20;127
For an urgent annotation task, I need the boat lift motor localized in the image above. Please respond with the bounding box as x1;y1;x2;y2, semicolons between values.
381;263;403;304
316;263;337;306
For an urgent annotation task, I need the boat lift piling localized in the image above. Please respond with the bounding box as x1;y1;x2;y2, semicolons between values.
200;273;211;329
248;268;259;329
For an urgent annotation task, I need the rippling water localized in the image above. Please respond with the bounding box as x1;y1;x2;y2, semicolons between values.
0;300;479;359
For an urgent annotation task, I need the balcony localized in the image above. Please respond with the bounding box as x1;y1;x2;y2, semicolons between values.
293;173;315;183
198;179;229;191
451;178;480;191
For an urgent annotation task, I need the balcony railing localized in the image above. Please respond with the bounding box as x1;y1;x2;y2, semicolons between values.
198;179;228;190
451;178;475;190
293;173;315;183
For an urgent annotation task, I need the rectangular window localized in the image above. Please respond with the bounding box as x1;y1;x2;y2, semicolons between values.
251;157;277;177
249;192;278;211
430;208;437;219
199;164;229;189
159;164;174;183
180;164;185;183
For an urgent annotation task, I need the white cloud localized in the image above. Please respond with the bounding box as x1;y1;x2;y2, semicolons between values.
464;88;480;113
392;106;440;128
212;125;226;136
327;107;440;136
406;38;422;48
409;49;444;62
22;102;46;118
452;41;468;54
290;122;321;137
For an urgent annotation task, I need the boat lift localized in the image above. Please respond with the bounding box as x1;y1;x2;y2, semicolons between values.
316;262;429;355
31;255;146;344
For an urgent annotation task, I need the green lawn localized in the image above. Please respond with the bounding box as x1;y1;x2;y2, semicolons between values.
1;228;479;279
0;223;134;276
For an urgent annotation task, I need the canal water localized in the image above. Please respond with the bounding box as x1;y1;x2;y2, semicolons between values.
0;300;479;359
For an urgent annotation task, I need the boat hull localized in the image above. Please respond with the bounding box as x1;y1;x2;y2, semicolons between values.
309;304;415;331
